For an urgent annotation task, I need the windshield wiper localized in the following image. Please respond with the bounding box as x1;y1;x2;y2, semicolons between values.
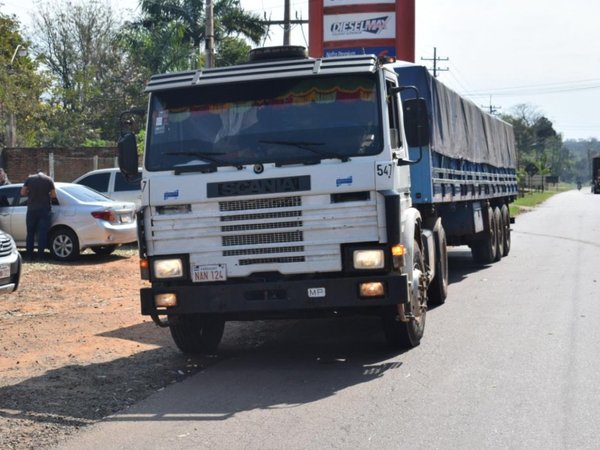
260;140;350;162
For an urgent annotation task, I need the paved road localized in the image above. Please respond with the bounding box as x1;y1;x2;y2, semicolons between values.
56;190;600;450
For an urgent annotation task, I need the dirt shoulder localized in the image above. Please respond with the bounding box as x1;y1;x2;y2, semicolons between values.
0;248;204;449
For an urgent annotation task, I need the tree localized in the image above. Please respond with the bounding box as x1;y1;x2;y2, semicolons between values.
501;104;567;184
216;36;252;66
0;12;49;148
31;0;145;146
121;0;267;74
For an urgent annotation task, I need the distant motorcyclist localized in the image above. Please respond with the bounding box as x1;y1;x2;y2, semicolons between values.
577;179;582;190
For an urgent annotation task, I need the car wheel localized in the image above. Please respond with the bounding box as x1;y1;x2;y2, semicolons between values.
91;245;118;256
50;228;80;261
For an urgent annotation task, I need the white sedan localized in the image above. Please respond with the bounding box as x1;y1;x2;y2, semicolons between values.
0;182;137;261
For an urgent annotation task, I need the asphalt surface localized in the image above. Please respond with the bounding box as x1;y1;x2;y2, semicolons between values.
54;189;600;450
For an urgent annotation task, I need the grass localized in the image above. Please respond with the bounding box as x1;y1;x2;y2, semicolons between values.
510;183;574;217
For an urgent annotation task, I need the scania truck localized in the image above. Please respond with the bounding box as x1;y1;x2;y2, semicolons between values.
118;46;517;354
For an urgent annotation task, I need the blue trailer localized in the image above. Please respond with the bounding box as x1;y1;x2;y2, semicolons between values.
395;63;518;264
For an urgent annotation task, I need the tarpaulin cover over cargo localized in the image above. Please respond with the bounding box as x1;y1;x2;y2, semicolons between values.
394;63;517;169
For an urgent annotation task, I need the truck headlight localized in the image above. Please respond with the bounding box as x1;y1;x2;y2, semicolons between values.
153;258;183;279
353;249;384;269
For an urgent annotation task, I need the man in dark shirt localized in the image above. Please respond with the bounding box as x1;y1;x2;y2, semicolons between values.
20;171;57;260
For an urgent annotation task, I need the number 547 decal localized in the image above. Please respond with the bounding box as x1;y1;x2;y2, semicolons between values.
376;162;393;179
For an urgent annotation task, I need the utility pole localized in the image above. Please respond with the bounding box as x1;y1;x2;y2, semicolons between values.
482;96;501;115
205;0;215;67
261;0;308;46
421;47;449;77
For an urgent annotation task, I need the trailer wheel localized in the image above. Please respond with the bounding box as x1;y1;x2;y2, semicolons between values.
494;207;504;261
382;240;427;349
428;221;448;306
501;205;511;256
471;206;497;264
169;314;225;355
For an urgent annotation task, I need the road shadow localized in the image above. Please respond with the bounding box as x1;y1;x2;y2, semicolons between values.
447;246;493;285
0;317;405;437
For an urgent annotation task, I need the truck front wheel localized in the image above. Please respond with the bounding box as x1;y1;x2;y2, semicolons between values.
169;314;225;355
382;240;427;349
428;221;448;306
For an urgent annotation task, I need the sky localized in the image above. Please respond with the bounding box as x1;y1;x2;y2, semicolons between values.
2;0;600;141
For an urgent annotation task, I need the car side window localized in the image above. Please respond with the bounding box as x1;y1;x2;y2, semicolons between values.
78;173;110;193
115;172;141;192
0;187;23;207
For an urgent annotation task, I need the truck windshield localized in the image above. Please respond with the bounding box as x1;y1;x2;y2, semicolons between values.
145;73;383;170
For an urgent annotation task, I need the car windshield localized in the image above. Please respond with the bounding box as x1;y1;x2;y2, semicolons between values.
145;73;383;170
60;184;113;202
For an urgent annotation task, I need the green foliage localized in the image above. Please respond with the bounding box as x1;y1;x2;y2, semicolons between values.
120;0;267;73
0;12;50;147
31;0;147;146
216;36;252;66
501;103;576;184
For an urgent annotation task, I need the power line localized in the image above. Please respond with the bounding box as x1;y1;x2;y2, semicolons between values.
260;0;308;46
421;47;449;78
481;96;501;115
467;80;600;97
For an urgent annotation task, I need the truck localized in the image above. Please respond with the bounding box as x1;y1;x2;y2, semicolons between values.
592;155;600;194
118;46;517;354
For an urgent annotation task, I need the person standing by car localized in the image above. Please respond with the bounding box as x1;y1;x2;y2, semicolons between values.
20;171;56;260
0;168;10;185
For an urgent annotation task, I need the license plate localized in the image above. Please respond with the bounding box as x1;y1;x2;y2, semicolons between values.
119;214;132;223
308;287;326;298
192;264;227;282
0;264;10;279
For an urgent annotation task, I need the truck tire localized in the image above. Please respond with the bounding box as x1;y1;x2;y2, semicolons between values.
382;240;427;349
501;205;511;256
494;207;504;261
471;206;497;264
91;245;118;256
428;221;448;306
169;314;225;355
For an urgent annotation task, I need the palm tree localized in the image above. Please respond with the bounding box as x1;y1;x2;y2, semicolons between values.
133;0;266;70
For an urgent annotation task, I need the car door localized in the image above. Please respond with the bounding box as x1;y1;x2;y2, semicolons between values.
112;171;142;206
0;186;27;243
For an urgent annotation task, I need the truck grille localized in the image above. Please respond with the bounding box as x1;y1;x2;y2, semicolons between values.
150;192;379;276
0;235;14;257
220;196;305;262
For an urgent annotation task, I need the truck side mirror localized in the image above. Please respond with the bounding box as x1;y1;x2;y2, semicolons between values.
118;132;140;182
403;98;430;148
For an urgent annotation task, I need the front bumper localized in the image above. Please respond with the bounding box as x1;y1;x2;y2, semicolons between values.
0;253;21;295
141;273;409;319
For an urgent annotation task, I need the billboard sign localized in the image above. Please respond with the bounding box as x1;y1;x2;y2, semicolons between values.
324;13;396;41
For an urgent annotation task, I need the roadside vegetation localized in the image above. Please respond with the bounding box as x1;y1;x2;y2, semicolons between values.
510;183;575;217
